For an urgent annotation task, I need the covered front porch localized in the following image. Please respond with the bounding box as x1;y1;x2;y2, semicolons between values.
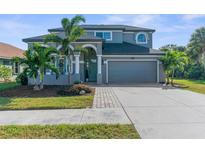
28;42;103;85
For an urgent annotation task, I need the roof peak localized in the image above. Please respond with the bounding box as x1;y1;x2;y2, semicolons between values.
48;24;155;32
0;42;24;58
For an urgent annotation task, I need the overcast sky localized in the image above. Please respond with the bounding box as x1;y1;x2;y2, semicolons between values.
0;14;205;50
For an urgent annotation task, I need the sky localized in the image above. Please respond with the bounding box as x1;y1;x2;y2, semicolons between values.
0;14;205;50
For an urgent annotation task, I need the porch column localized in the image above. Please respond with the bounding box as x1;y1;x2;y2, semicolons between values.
97;55;102;84
74;54;80;74
97;55;102;74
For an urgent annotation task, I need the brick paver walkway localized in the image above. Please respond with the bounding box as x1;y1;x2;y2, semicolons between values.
92;87;121;108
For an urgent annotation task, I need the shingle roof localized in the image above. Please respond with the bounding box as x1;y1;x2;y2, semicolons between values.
48;24;155;32
0;42;24;59
22;34;48;42
22;34;103;43
102;42;163;55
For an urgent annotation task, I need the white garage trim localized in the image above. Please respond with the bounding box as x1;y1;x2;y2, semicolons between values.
105;59;159;84
103;55;162;58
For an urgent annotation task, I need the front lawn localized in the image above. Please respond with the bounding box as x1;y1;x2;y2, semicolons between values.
0;124;140;139
0;95;93;110
0;82;20;91
174;79;205;94
0;84;94;110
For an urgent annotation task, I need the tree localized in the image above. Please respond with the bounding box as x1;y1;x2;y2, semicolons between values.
160;50;188;85
0;65;12;82
186;27;205;67
160;44;186;52
45;15;86;84
32;43;59;89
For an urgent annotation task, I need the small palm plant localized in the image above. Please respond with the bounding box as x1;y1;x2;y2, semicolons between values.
32;43;59;89
160;50;188;85
45;15;86;84
14;43;59;90
13;48;39;90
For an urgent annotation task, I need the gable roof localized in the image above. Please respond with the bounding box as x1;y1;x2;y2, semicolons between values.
48;24;155;32
102;42;163;55
0;42;24;59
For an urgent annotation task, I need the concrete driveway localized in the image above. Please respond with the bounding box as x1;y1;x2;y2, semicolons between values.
112;86;205;139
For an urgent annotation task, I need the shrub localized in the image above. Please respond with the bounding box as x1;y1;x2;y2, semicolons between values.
16;72;28;85
0;65;12;82
58;84;92;96
74;80;81;84
185;63;204;79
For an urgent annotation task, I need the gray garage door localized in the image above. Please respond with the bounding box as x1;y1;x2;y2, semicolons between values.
108;61;157;83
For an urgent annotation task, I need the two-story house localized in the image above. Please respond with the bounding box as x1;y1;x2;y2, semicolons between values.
23;24;165;85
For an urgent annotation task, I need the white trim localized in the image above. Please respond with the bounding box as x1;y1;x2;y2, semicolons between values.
94;31;112;41
74;55;80;74
70;55;73;74
136;32;148;44
86;30;122;32
107;59;157;62
102;55;162;58
82;44;97;52
123;32;134;34
65;56;68;75
57;44;74;50
0;56;12;59
149;48;164;54
106;59;158;84
105;60;108;83
157;60;160;83
71;42;102;44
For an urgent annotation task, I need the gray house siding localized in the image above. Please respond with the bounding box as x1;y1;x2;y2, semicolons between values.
28;75;69;85
123;32;152;48
84;31;123;43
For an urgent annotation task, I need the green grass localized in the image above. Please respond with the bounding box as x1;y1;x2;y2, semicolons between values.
0;124;140;139
0;82;20;91
174;79;205;94
0;95;93;110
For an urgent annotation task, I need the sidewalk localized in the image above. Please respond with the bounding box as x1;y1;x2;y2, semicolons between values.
0;108;130;125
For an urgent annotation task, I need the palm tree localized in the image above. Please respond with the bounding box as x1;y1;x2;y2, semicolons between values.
13;48;39;90
45;15;86;84
32;43;59;89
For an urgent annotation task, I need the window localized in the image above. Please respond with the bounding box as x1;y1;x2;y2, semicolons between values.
136;33;147;44
13;62;19;74
95;31;112;41
3;60;10;65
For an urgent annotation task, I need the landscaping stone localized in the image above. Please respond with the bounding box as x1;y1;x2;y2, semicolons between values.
79;90;86;95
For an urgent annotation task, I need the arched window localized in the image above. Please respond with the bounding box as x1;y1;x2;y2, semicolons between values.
136;33;147;44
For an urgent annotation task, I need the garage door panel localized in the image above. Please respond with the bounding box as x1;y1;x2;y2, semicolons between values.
108;61;157;83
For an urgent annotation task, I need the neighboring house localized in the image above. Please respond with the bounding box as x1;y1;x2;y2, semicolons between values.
23;25;165;85
0;42;24;80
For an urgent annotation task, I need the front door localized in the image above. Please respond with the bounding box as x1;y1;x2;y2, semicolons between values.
84;48;97;82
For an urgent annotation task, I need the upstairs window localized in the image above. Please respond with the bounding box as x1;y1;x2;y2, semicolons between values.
136;32;147;44
95;31;112;41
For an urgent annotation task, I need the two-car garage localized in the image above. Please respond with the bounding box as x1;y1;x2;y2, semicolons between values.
106;60;159;84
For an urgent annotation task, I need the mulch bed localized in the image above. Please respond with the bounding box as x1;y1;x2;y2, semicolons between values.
0;86;63;98
0;85;95;98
